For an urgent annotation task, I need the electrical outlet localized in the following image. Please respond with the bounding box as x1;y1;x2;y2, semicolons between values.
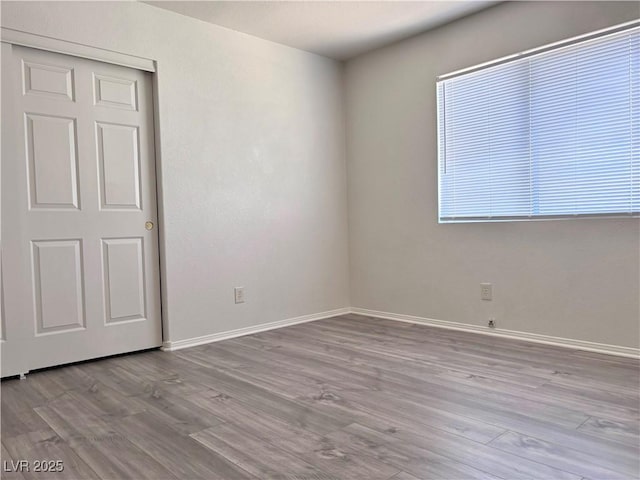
234;287;245;304
480;283;492;301
488;318;496;328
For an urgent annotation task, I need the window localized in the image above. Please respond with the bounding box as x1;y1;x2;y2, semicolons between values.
437;22;639;223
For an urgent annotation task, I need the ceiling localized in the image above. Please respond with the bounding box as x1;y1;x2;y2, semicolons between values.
144;1;498;60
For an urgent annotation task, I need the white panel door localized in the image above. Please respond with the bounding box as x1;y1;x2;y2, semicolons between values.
1;45;162;377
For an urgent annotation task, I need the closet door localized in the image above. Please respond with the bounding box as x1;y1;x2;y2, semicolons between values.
1;44;162;376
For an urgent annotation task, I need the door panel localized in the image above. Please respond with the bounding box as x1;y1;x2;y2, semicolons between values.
96;122;141;209
23;60;75;101
93;74;137;110
102;237;146;323
1;44;161;377
26;113;80;209
32;239;85;335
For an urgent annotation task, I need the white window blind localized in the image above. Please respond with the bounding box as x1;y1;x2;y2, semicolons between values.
437;24;640;222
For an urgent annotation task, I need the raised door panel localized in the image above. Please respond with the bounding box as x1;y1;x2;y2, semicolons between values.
23;61;74;101
96;122;141;209
25;114;79;209
102;238;146;324
93;74;137;110
31;240;85;335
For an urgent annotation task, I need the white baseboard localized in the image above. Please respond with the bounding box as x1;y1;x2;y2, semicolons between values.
161;305;639;359
350;307;640;359
161;307;350;352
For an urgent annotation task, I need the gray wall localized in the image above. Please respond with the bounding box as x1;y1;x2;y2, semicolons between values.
1;1;350;343
345;1;640;348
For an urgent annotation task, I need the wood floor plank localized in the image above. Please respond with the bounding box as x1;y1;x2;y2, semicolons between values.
488;430;636;479
297;384;508;444
47;385;147;419
576;415;640;447
187;388;333;454
1;392;52;439
537;381;640;418
309;321;639;400
34;404;179;480
227;335;393;391
191;341;370;394
2;430;100;480
78;358;209;398
174;364;354;436
267;322;556;389
323;315;640;387
105;350;191;382
64;363;150;397
130;385;225;435
189;393;400;480
173;345;252;371
346;422;582;480
295;434;403;480
112;411;256;480
1;442;27;480
323;422;502;480
337;382;640;470
191;423;335;480
0;375;57;409
295;384;580;479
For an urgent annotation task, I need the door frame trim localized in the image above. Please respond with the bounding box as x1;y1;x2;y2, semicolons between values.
1;27;156;72
1;29;168;349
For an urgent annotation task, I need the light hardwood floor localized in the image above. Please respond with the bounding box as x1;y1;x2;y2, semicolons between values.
1;314;639;480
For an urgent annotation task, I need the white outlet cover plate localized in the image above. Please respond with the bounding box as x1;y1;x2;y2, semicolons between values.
234;287;245;304
480;283;492;301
